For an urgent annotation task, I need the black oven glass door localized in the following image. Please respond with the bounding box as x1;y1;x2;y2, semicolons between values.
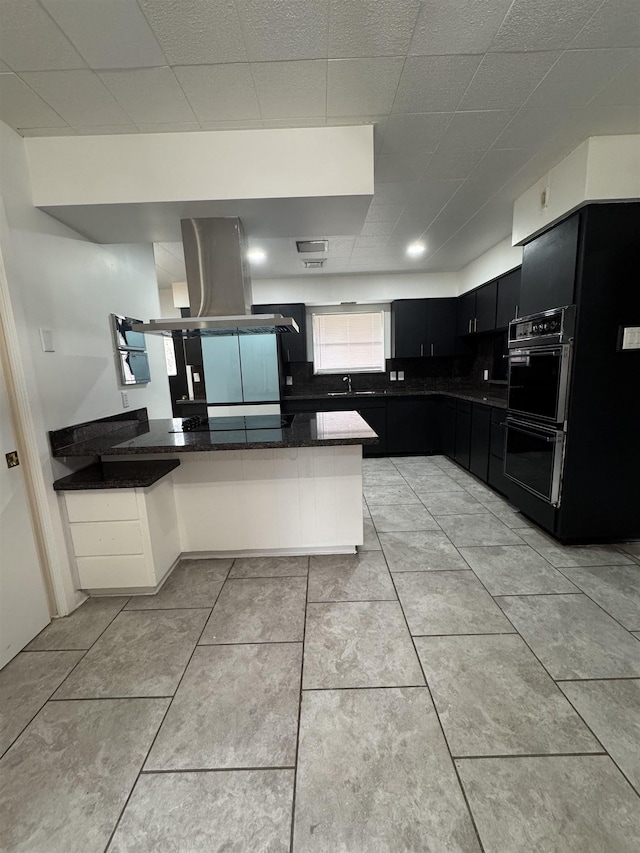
507;348;566;423
504;419;564;505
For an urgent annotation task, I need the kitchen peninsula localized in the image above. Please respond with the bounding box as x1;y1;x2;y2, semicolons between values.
50;408;376;595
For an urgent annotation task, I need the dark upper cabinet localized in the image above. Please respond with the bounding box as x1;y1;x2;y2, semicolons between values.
251;303;307;362
456;291;476;337
520;214;580;316
496;268;521;328
469;404;491;481
475;281;498;333
427;298;457;356
391;299;428;357
392;298;456;357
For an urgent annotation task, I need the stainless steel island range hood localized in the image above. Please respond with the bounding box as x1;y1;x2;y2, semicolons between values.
133;217;299;337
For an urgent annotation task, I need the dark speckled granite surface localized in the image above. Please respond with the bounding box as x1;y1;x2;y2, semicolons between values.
51;412;377;457
53;460;181;490
283;389;508;409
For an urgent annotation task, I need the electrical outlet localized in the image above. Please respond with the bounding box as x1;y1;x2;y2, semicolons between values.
121;390;129;408
285;375;293;386
390;371;397;381
483;369;490;381
398;371;405;381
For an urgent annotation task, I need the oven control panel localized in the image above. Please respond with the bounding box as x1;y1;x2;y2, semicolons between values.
509;306;575;348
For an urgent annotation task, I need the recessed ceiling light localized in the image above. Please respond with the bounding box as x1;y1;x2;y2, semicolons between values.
247;248;266;263
406;242;426;258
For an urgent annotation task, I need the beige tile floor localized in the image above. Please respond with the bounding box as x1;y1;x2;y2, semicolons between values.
1;454;639;852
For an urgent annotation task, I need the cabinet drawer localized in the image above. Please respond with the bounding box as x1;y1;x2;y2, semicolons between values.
70;520;144;557
75;555;151;590
65;489;139;522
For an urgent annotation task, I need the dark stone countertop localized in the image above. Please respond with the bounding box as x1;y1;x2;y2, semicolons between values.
51;411;378;457
52;459;181;490
282;388;508;409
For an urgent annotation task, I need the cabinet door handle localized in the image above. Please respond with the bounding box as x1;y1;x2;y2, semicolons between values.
286;348;290;362
468;318;472;334
430;343;434;356
420;343;424;356
514;305;519;320
474;317;478;332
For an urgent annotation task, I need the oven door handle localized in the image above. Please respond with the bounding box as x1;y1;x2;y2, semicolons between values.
506;419;559;442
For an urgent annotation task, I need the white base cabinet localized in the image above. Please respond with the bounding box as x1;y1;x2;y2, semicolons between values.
62;476;180;594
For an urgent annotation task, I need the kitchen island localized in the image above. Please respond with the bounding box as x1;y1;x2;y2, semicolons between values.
50;409;377;594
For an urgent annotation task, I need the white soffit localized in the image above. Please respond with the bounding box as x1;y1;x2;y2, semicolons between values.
512;134;640;244
24;125;374;242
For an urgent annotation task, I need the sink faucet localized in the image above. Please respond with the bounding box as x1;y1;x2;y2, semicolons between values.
343;374;352;393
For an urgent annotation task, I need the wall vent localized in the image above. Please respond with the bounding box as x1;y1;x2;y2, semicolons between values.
303;259;326;269
296;239;328;253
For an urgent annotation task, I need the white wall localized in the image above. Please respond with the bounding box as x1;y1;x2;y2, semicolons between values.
253;270;459;305
0;119;173;613
512;135;640;244
457;237;523;295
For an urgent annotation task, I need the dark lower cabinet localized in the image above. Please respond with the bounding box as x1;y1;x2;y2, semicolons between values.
386;397;437;454
469;404;491;480
440;400;456;458
454;402;471;469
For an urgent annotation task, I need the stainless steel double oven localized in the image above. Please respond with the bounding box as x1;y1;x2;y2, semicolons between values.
504;306;576;506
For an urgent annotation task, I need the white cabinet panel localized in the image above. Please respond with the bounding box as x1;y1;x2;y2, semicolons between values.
65;489;139;522
70;520;143;557
75;555;151;590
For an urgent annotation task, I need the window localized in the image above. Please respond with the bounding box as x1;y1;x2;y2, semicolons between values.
312;311;385;374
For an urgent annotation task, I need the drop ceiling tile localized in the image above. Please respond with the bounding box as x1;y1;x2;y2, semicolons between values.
410;177;464;207
136;123;202;133
328;0;420;58
354;236;390;250
0;0;86;71
409;0;513;56
370;182;415;205
350;245;392;259
327;58;404;116
19;126;76;137
490;0;605;52
73;125;140;135
0;60;11;72
138;0;247;64
236;0;329;61
381;113;453;153
526;48;636;107
251;60;326;118
323;236;356;257
99;68;196;124
581;102;640;135
174;65;260;121
199;120;265;130
493;107;582;149
359;220;398;237
19;70;133;127
437;110;513;150
375;153;429;183
40;0;167;69
460;51;562;111
263;118;326;127
468;148;534;190
421;148;486;180
393;55;482;113
572;0;640;49
586;51;640;107
0;73;67;129
364;204;405;222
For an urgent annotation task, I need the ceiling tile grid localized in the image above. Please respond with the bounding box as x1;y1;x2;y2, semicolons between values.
0;0;637;278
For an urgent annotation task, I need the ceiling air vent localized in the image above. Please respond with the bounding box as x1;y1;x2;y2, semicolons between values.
296;239;328;253
303;259;326;269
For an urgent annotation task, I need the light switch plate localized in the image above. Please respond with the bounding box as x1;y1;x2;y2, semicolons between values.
121;390;129;408
390;371;397;381
398;371;405;381
285;375;293;386
39;328;54;352
621;326;640;350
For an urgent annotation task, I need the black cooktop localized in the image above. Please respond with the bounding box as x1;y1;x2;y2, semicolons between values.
170;414;294;433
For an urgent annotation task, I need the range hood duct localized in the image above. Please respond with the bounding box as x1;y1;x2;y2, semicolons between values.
133;217;299;337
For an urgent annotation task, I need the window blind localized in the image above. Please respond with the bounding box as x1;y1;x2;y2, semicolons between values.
312;311;385;374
